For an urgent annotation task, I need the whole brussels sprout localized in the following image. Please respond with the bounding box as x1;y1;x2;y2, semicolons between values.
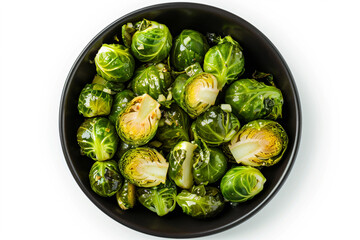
89;160;123;197
176;185;224;218
116;94;161;146
116;179;136;210
194;106;240;146
172;72;219;119
131;63;172;100
78;83;113;118
168;141;198;189
77;117;118;161
192;141;228;185
220;166;266;202
137;180;177;216
155;104;190;151
203;36;245;90
119;147;169;187
123;19;172;63
228;120;288;166
94;44;135;82
225;78;283;122
171;29;209;71
92;75;125;93
108;90;135;124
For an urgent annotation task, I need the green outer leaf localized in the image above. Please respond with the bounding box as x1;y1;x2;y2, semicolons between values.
171;29;209;71
171;74;188;107
116;179;136;210
89;160;123;197
137;180;177;216
220;166;266;202
92;75;125;92
108;90;134;124
131;20;172;62
77;117;119;161
194;106;240;146
95;44;135;82
225;79;283;122
78;84;113;118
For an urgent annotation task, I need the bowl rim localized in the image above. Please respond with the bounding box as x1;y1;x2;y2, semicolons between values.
59;2;302;238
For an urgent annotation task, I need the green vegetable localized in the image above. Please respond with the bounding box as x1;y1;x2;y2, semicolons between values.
123;19;172;62
108;90;135;124
94;44;135;82
77;117;118;161
116;94;161;146
115;141;136;160
89;160;123;197
228;120;288;166
176;185;224;218
203;36;245;89
78;83;113;117
155;104;190;151
225;78;283;122
137;180;177;216
220;166;266;202
116;179;136;210
168;141;197;189
92;75;125;93
171;29;209;71
119;147;169;187
131;63;172;100
194;106;240;146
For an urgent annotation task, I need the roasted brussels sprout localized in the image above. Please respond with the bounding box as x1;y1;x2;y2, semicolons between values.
89;160;123;197
171;29;209;71
220;166;266;202
94;44;135;82
168;141;197;189
119;147;169;187
108;90;135;124
116;179;136;210
155;104;190;151
172;72;219;118
194;106;240;146
116;94;161;146
177;185;224;218
228;120;288;166
131;63;172;100
92;75;125;93
193;141;228;185
78;83;113;117
225;78;283;122
123;19;172;62
115;141;136;160
137;180;177;216
203;36;245;89
77;117;118;161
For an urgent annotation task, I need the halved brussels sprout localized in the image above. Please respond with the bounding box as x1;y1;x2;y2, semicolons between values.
78;83;113;117
116;179;136;210
92;75;125;93
220;166;266;202
171;29;209;71
116;94;161;146
225;78;283;122
123;19;172;62
194;106;240;146
168;141;197;189
137;180;177;216
119;147;169;187
89;160;123;197
94;44;135;82
228;120;288;166
155;104;190;151
176;185;224;218
108;90;135;124
172;72;219;119
192;140;228;185
203;36;245;89
77;117;118;161
131;63;172;100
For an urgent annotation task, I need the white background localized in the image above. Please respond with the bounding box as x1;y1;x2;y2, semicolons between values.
1;0;359;239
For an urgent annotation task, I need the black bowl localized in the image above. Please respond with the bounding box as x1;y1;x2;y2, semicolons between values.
59;2;301;238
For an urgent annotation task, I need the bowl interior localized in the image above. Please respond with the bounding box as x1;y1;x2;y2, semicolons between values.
60;3;301;238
